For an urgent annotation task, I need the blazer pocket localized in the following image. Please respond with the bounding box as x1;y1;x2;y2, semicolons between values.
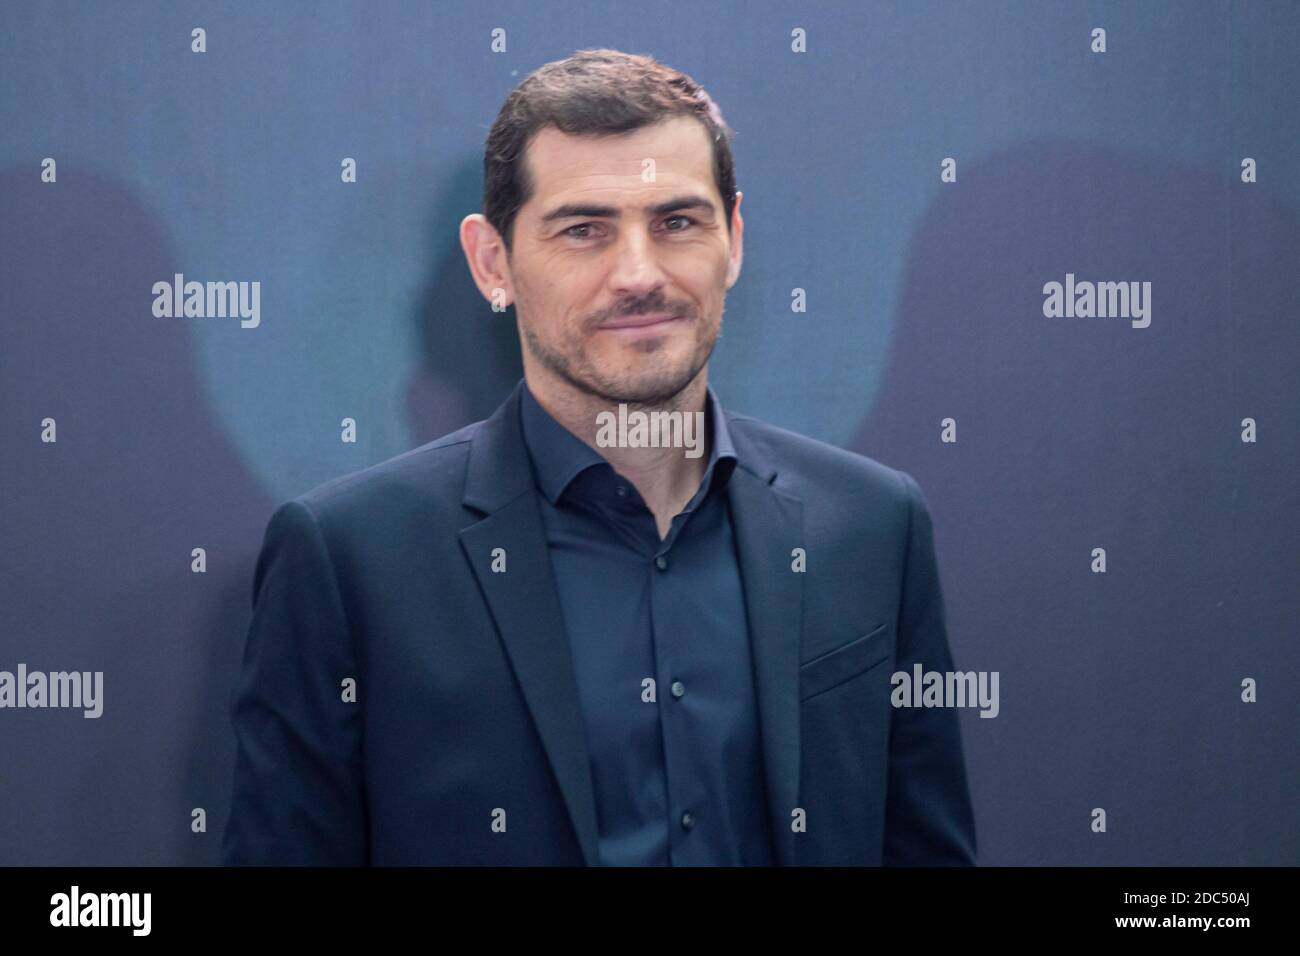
799;622;893;701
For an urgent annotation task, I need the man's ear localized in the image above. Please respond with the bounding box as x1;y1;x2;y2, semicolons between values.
459;213;514;311
725;190;744;289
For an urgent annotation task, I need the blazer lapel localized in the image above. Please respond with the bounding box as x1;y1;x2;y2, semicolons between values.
458;383;603;866
725;424;805;866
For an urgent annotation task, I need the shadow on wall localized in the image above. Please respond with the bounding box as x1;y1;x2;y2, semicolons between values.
403;159;523;444
851;140;1300;864
0;166;273;864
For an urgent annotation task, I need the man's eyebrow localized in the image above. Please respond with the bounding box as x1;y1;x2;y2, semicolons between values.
539;194;716;224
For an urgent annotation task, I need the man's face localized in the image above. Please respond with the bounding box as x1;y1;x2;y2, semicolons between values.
506;115;742;406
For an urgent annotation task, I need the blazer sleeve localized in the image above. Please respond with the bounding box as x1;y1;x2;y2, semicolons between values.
882;471;978;865
221;499;369;865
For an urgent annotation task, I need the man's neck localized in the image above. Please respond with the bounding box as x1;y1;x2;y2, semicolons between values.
525;371;712;540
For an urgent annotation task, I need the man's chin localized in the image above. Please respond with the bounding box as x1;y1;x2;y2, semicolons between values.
583;366;703;407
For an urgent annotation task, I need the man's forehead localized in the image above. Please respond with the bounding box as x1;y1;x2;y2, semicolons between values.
524;116;715;199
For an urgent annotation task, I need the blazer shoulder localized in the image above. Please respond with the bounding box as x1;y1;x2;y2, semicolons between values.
724;410;917;507
289;419;483;525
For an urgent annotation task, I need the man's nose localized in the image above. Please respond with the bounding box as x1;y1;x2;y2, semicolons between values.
608;228;667;299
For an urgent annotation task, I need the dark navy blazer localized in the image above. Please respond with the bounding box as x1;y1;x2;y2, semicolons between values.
221;380;977;866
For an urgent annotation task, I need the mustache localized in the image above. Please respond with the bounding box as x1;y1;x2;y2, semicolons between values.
592;300;691;326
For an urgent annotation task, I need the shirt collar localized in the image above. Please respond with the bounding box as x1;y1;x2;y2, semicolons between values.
519;378;738;506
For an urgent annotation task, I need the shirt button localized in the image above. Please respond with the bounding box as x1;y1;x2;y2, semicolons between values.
670;680;685;698
680;812;695;830
616;485;627;497
655;555;669;571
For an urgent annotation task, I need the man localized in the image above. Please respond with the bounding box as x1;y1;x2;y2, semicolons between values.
222;48;976;866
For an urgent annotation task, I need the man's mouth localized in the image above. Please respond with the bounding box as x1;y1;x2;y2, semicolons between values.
598;312;686;332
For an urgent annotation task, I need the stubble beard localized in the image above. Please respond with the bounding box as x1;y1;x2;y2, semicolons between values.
521;311;720;410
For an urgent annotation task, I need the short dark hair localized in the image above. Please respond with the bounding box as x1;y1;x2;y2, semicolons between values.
483;48;737;254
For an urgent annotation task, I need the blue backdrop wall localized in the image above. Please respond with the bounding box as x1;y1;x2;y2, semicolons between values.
1;0;1296;865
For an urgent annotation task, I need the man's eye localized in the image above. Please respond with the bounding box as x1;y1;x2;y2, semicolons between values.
664;215;695;231
565;223;597;239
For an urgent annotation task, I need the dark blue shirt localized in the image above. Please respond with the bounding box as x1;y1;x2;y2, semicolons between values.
519;382;774;866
